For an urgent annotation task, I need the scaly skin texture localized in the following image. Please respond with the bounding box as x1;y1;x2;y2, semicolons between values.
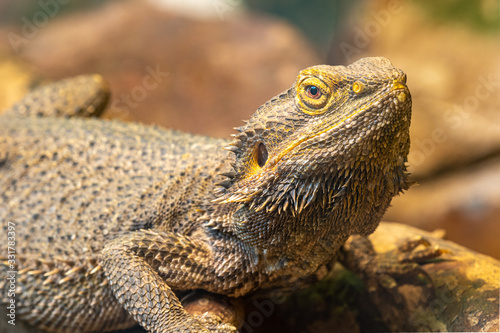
0;57;412;332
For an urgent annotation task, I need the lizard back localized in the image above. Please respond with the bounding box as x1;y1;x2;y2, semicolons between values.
1;116;228;266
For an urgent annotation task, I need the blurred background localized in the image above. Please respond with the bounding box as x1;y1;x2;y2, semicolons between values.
0;0;499;263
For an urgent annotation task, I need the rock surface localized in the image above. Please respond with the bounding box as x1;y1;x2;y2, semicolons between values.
261;222;499;332
328;0;500;259
0;0;320;138
369;223;499;332
385;157;500;259
0;55;42;112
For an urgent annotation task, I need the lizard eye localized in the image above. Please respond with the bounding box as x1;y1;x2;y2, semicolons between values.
296;76;331;114
305;85;321;99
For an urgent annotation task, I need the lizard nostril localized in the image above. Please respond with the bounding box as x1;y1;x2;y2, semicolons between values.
392;79;407;91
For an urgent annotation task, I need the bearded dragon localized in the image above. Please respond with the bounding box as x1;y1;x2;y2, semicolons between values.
1;57;417;332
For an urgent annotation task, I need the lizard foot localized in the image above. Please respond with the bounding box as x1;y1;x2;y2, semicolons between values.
340;234;448;331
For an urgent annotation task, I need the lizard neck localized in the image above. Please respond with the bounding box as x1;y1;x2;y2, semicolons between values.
206;159;404;273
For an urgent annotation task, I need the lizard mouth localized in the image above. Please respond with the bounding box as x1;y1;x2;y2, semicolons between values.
268;80;409;168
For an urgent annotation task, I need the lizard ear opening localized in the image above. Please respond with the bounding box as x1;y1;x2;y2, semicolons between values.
256;142;268;168
213;141;270;204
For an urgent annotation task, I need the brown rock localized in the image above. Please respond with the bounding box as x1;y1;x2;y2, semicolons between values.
329;0;500;259
0;0;320;137
0;54;42;112
330;0;500;179
385;157;500;259
255;222;499;332
369;222;499;332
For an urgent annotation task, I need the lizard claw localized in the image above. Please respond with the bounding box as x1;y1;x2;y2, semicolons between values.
395;235;449;264
340;235;448;331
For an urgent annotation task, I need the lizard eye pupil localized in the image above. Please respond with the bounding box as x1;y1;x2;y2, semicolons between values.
306;85;321;99
256;143;268;168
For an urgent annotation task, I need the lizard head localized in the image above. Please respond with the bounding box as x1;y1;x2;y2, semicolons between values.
215;57;411;236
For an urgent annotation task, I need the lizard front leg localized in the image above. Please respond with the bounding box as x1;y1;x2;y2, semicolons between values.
101;230;251;332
